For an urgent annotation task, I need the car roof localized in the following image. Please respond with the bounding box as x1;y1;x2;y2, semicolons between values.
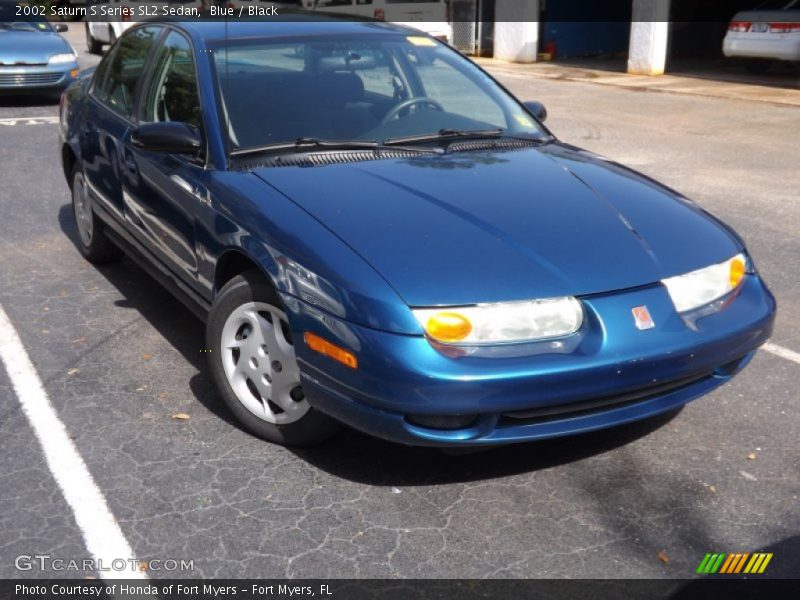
166;16;419;46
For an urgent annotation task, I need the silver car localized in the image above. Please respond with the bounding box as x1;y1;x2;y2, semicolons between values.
723;0;800;72
0;18;79;97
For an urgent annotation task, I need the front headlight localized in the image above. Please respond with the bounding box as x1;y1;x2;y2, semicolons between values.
662;253;747;313
49;53;77;65
413;297;584;345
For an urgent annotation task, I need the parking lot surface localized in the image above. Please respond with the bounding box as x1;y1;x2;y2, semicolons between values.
0;27;798;580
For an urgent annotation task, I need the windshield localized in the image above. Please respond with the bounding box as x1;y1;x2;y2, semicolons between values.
0;21;53;33
213;33;548;152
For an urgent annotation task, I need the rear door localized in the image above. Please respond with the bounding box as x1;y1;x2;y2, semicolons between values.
80;26;162;223
122;29;208;293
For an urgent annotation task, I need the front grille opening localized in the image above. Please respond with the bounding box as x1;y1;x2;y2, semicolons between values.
500;371;714;427
406;413;478;431
0;72;62;85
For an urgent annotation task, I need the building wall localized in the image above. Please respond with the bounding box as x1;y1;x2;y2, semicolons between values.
539;0;632;58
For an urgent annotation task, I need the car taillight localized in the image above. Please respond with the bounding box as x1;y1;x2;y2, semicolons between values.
373;8;385;20
769;22;800;33
728;21;751;32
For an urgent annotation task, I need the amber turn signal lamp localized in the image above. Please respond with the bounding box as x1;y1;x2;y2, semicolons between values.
730;257;746;288
304;332;358;369
425;312;473;343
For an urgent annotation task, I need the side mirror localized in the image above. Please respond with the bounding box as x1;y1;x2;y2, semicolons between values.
55;23;68;33
523;101;547;123
131;122;201;154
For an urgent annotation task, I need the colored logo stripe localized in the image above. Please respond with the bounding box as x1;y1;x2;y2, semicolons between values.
697;553;726;574
697;552;773;574
744;553;773;574
722;553;749;574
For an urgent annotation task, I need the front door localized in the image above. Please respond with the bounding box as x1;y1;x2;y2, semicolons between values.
122;30;207;294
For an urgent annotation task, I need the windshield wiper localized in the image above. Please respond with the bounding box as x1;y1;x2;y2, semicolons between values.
383;128;505;147
231;137;380;158
230;137;445;159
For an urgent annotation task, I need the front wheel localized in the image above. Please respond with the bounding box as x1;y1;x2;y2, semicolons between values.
206;271;340;446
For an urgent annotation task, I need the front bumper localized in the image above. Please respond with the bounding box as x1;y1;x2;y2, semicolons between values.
0;64;78;91
723;33;800;61
283;275;776;447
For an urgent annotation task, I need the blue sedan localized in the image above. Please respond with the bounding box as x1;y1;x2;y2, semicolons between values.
0;19;78;96
59;20;776;447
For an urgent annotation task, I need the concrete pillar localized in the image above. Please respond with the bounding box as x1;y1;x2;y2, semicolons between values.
494;0;540;63
627;0;671;75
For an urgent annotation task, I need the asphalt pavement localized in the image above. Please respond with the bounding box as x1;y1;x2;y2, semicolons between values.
0;26;798;581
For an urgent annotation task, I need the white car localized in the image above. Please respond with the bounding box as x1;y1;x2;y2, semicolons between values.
309;0;451;42
84;0;202;54
723;0;800;72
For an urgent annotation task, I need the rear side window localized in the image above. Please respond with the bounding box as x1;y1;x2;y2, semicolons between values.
91;44;117;98
93;26;161;118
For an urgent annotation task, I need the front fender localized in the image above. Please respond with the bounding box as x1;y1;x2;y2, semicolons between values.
199;172;423;335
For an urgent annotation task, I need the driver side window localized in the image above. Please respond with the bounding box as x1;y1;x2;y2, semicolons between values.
140;31;202;132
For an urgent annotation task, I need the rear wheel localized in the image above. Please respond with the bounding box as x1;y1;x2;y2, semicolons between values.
206;271;340;446
70;167;123;264
86;23;103;55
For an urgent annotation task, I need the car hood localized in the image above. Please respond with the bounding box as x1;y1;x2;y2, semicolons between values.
253;143;742;307
0;31;71;64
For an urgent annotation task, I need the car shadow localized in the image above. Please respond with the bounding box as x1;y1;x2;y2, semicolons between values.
57;202;243;433
58;202;684;484
291;409;682;486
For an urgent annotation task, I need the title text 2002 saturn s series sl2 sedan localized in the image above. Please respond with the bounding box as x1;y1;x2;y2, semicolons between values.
59;19;776;447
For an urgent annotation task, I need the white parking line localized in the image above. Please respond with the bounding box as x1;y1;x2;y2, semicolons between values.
0;116;60;126
763;342;800;366
0;304;146;580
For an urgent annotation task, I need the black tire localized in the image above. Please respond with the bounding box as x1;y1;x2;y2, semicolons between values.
745;59;772;75
86;23;103;55
206;270;340;446
70;165;124;264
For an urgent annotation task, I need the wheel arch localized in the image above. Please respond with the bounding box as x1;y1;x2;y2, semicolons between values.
61;143;77;186
213;248;278;300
